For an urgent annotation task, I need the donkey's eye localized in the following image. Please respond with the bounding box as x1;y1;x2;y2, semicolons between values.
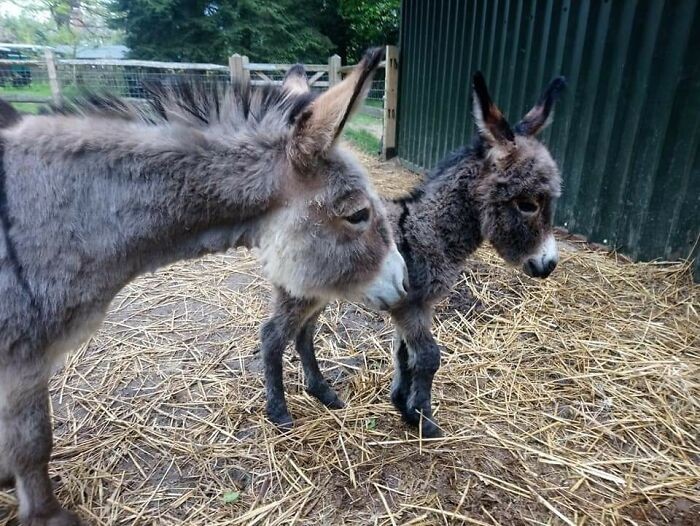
345;207;370;225
516;200;539;214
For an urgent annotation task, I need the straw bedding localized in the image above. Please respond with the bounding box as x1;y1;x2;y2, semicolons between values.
1;147;697;525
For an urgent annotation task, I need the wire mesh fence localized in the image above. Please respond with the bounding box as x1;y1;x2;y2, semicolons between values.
0;60;50;102
57;62;231;100
0;58;384;108
0;47;393;157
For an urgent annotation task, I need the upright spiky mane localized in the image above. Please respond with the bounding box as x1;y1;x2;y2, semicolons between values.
52;80;317;133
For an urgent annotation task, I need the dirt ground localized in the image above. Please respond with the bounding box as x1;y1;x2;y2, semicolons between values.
1;146;698;525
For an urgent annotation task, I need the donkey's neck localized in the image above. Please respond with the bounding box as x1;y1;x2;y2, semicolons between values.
405;142;485;263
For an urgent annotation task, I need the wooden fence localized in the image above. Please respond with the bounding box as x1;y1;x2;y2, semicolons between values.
0;45;399;159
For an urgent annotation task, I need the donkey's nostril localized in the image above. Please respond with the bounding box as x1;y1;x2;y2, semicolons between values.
523;258;556;279
523;259;536;277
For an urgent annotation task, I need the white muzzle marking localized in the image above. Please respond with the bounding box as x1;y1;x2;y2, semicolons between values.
523;234;559;278
361;244;408;310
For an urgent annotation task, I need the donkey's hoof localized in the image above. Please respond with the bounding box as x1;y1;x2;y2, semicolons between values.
267;411;294;432
308;386;345;409
419;419;443;439
403;405;442;437
25;508;82;526
390;390;409;419
325;396;345;410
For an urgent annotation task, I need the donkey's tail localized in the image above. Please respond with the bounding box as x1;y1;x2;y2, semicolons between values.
0;98;21;129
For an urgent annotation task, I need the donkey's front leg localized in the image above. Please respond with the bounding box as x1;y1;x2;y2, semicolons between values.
392;308;442;438
390;336;413;420
406;333;441;438
261;289;322;431
1;374;81;525
294;310;345;409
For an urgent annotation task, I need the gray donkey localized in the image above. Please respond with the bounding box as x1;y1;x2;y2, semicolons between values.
0;49;408;525
266;70;565;437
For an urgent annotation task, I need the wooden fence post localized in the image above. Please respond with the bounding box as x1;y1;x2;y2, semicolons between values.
44;48;62;106
229;53;250;86
328;54;341;87
382;45;399;160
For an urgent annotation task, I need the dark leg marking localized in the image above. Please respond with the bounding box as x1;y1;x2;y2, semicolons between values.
294;310;345;409
404;332;442;438
261;289;322;431
390;337;412;418
391;308;443;438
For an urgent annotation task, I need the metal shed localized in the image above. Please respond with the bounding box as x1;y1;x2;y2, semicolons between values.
396;0;699;275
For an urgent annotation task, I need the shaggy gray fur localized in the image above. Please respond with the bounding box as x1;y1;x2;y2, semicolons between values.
267;72;565;437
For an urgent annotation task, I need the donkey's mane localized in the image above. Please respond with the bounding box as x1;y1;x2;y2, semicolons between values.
422;137;486;183
52;80;317;133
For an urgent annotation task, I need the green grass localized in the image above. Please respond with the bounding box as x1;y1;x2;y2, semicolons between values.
0;82;47;113
343;111;382;154
0;82;81;99
343;127;380;155
0;82;83;114
12;102;45;114
0;83;52;114
351;112;381;128
0;82;52;97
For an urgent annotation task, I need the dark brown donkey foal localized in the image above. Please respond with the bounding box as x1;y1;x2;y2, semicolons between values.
265;70;565;437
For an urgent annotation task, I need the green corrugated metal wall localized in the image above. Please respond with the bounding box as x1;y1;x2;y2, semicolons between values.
397;0;700;275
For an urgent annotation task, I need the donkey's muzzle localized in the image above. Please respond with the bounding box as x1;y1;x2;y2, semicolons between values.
522;234;559;279
523;257;557;279
362;245;408;310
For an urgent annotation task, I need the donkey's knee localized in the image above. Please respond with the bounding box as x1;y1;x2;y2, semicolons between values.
410;338;441;375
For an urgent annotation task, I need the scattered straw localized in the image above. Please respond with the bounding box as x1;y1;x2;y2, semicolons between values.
1;146;697;525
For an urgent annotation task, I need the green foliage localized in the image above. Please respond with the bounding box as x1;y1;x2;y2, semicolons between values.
340;0;400;62
0;1;122;48
1;0;401;65
109;0;339;63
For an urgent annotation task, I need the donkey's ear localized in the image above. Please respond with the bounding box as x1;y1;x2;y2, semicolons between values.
291;47;384;163
283;64;310;95
472;72;515;146
514;76;566;136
